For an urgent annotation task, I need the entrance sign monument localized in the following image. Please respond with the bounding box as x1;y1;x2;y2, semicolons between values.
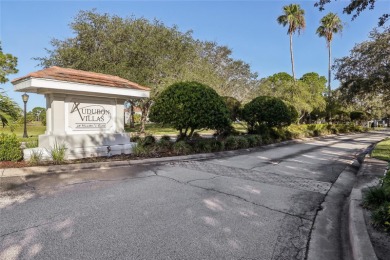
12;66;150;160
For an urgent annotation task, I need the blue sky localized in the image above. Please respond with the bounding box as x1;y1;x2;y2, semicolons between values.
1;0;388;109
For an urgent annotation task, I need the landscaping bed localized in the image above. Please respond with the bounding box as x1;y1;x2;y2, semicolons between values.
0;123;369;169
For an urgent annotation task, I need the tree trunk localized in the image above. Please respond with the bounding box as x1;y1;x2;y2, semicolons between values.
139;99;152;134
140;109;147;134
130;106;135;128
328;41;332;123
328;41;332;97
289;33;295;81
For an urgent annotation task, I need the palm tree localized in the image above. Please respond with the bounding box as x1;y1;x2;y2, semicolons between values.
277;4;306;81
316;12;343;98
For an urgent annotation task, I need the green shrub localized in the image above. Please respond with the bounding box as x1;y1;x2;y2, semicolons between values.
270;127;288;141
224;136;239;150
242;96;295;133
363;187;390;210
29;149;43;165
173;141;192;155
254;124;271;139
192;140;212;153
149;81;231;138
132;143;153;157
160;135;172;142
222;96;241;121
371;201;390;232
130;135;142;142
0;133;22;161
26;140;39;148
237;136;249;149
142;135;156;146
253;135;263;146
209;139;225;152
155;139;172;153
383;170;390;190
245;135;258;147
48;141;67;164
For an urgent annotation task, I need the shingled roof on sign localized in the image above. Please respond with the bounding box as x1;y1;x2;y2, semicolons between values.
12;66;150;91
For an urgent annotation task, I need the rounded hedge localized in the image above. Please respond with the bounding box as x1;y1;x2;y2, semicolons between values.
242;96;295;133
149;81;231;137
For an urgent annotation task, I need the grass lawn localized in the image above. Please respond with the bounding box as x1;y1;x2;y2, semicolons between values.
372;138;390;161
0;122;45;145
125;122;248;136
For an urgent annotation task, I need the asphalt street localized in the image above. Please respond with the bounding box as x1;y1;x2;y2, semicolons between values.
0;132;388;260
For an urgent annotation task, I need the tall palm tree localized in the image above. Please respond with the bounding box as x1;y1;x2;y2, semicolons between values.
316;12;343;98
277;4;306;81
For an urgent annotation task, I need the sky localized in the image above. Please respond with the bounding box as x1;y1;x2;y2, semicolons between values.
1;0;389;109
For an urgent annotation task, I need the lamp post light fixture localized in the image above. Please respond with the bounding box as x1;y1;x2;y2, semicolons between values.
22;93;29;138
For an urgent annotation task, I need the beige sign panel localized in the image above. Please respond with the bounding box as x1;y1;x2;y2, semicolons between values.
68;102;114;131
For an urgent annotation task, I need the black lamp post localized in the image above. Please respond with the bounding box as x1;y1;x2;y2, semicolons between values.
22;93;29;138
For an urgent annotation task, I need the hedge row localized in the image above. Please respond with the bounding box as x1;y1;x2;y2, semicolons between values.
131;123;368;158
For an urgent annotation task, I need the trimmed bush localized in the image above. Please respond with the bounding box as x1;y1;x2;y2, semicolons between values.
224;136;239;150
245;135;258;147
173;141;192;155
192;140;212;153
155;139;172;153
160;135;172;142
149;81;231;138
0;133;22;161
209;140;225;152
237;136;249;149
242;96;295;134
141;135;156;146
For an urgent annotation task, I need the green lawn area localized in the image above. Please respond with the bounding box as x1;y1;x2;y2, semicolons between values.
0;122;45;145
125;122;248;136
372;138;390;161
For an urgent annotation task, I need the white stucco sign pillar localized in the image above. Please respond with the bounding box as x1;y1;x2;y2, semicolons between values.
12;66;150;160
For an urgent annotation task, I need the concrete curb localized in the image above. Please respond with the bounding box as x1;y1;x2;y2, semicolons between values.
0;132;370;178
348;188;378;260
347;152;389;260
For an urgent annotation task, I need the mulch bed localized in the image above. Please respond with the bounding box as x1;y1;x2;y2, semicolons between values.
0;152;177;169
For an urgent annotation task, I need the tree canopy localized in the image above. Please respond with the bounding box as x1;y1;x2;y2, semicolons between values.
315;0;389;26
253;72;327;121
334;27;390;103
277;4;306;80
37;10;258;100
37;10;258;133
316;12;343;97
0;42;18;84
0;43;20;127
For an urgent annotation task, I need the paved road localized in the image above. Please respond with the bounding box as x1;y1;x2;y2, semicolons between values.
1;132;388;260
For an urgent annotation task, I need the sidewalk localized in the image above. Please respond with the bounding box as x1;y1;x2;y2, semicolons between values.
348;156;389;260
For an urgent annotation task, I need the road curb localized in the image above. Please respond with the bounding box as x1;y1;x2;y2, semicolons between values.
348;188;378;260
347;153;389;260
